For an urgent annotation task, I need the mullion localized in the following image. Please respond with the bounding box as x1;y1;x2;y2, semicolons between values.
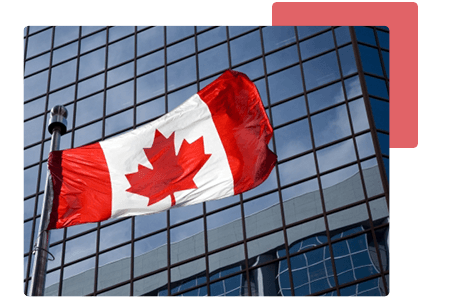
349;27;390;207
25;26;56;296
258;25;297;297
294;25;341;296
333;26;389;293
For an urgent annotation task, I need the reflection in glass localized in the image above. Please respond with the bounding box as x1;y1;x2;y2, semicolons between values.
197;26;226;51
365;75;388;99
50;59;77;90
262;26;295;53
338;44;357;76
24;115;44;147
108;36;134;68
54;26;79;47
100;219;131;251
109;26;134;42
244;192;282;238
317;139;356;172
354;26;376;46
61;258;96;295
377;132;389;156
167;56;196;91
228;26;258;38
73;120;102;147
334;26;351;46
98;244;131;290
356;132;375;158
136;97;165;124
230;30;262;65
245;261;280;296
25;53;50;76
106;81;133;114
233;58;263;80
344;75;362;99
206;194;240;212
247;231;284;266
268;66;302;103
76;93;103;127
311;104;351;147
300;31;334;60
52;41;78;65
170;202;202;226
274;119;311;160
166;26;194;44
303;51;340;90
307;81;344;113
167;37;195;63
137;27;164;56
134;270;167;295
297;26;330;40
43;270;60;295
167;84;196;111
265;44;298;73
271;96;307;127
282;179;322;223
137;50;164;75
210;272;242;296
279;153;316;186
137;68;165;103
198;43;228;79
361;159;384;198
370;98;389;131
24;70;48;101
98;284;130;296
26;28;52;58
359;45;383;76
65;232;97;263
170;219;204;264
80;30;106;54
207;205;242;251
349;97;369;133
382;50;389;79
107;61;134;87
79;47;105;79
170;258;206;294
105;109;133;136
134;232;167;277
321;164;364;211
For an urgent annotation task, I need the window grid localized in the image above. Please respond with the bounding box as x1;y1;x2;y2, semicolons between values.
24;26;389;296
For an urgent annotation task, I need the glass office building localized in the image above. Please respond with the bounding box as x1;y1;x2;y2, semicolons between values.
23;26;390;296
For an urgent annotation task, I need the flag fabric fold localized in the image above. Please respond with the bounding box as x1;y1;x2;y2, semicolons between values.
47;70;277;230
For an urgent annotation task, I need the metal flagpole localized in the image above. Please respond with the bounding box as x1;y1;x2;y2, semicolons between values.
29;105;68;296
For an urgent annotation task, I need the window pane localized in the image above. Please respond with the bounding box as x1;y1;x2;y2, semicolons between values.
307;81;344;113
137;50;164;75
61;257;95;295
265;44;298;73
166;26;194;44
105;108;133;136
107;61;134;87
137;27;164;56
65;232;97;263
271;96;306;127
199;43;228;78
233;58;264;80
100;219;131;250
24;70;48;101
278;153;316;186
170;219;204;264
316;139;356;172
24;115;44;147
283;179;322;224
106;81;134;114
50;59;77;90
207;205;243;251
370;98;389;131
262;26;295;53
230;30;262;65
52;41;78;65
377;30;389;49
167;57;196;91
274;119;311;160
349;97;370;133
344;75;362;99
98;244;131;290
359;45;383;76
297;26;330;40
338;44;357;76
311;104;351;147
197;26;226;51
133;270;167;296
134;232;167;276
365;75;388;99
354;26;376;46
268;66;303;103
79;47;105;79
303;51;340;90
109;26;134;42
244;192;282;237
54;26;79;47
27;28;52;58
356;132;375;158
80;30;106;53
108;36;134;67
167;37;194;63
24;96;45;120
136;96;165;124
300;31;334;60
25;53;50;76
74;120;102;147
334;26;351;46
361;159;384;198
77;74;104;99
168;84;196;111
170;202;202;225
321;164;364;211
137;68;165;103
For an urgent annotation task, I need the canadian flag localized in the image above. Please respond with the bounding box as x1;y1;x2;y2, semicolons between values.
47;70;277;229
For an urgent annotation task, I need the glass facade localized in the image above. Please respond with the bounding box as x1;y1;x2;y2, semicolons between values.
23;26;389;296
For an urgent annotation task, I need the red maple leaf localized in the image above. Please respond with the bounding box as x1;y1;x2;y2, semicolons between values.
125;129;211;207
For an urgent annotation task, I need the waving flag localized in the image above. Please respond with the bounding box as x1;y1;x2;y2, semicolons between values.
47;70;277;229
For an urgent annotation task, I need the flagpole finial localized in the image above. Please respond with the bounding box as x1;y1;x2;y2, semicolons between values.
48;105;68;135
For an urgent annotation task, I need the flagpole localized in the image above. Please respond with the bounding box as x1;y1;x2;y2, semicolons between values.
29;105;68;296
